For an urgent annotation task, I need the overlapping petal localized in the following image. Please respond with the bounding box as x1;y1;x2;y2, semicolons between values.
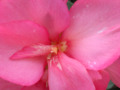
11;44;52;60
88;70;109;90
48;53;95;90
22;80;48;90
0;0;70;39
63;0;68;3
0;78;48;90
0;21;49;86
106;58;120;88
62;0;120;70
0;78;22;90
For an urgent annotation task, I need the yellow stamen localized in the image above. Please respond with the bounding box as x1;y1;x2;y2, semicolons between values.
60;41;67;52
47;54;52;60
51;46;58;54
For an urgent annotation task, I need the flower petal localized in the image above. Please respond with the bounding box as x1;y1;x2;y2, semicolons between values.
11;44;52;60
0;78;22;90
63;0;68;3
62;0;120;70
0;21;49;45
106;58;120;88
0;0;70;39
0;21;49;86
22;80;48;90
88;70;110;90
48;53;95;90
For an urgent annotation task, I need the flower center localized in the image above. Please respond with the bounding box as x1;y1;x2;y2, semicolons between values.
52;41;67;53
47;41;67;60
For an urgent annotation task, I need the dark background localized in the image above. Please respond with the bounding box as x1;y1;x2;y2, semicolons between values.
70;0;76;3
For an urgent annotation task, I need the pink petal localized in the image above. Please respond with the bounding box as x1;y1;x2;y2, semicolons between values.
87;70;102;80
62;0;120;70
0;78;22;90
106;58;120;88
22;80;48;90
0;0;70;39
88;70;110;90
0;21;49;86
11;44;52;60
48;53;95;90
0;21;49;45
63;0;68;3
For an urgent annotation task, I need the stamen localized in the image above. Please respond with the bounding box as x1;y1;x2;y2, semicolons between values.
47;54;52;60
59;41;67;52
47;41;67;60
51;46;58;54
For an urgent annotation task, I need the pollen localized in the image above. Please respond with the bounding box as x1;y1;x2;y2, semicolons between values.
59;41;67;52
47;41;67;60
51;46;58;54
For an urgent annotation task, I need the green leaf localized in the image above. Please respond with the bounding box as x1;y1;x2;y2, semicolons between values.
107;81;114;90
67;1;73;9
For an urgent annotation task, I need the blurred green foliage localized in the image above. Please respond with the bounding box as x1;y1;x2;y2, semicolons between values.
107;81;114;90
67;1;73;9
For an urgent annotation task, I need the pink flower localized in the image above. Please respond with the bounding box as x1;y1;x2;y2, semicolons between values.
0;0;120;90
